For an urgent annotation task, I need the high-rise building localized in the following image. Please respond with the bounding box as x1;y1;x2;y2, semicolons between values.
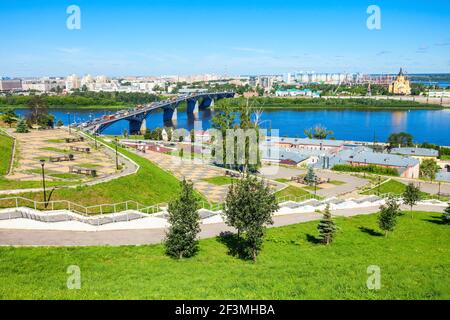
65;74;81;90
0;79;22;91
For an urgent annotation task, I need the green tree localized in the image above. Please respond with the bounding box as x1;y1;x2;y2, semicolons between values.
387;132;414;147
211;104;236;166
317;204;337;245
224;175;279;262
304;125;334;139
402;183;421;217
37;114;55;128
442;204;450;225
378;197;401;237
56;120;64;127
419;159;440;182
304;166;316;186
26;95;49;125
144;129;151;140
15;118;29;133
164;179;200;259
1;108;18;128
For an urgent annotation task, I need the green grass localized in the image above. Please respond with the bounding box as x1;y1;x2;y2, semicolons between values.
47;173;84;180
362;179;449;201
440;155;450;160
202;176;238;186
0;178;73;190
0;132;13;175
274;178;290;183
40;147;69;154
275;185;313;199
329;180;346;185
0;211;448;299
363;179;407;195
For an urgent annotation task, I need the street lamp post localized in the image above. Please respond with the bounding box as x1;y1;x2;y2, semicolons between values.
377;176;381;196
314;177;317;197
40;160;47;207
438;182;441;197
67;112;71;134
364;159;367;178
115;136;119;170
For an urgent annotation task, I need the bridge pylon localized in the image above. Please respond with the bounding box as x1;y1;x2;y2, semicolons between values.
187;99;199;114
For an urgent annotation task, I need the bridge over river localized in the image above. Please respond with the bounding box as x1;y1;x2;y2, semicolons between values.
77;91;235;134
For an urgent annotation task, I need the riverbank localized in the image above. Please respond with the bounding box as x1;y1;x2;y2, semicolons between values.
2;96;445;111
0;104;129;110
215;97;444;110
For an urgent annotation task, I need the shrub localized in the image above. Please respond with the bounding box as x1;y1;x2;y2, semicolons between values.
332;164;399;176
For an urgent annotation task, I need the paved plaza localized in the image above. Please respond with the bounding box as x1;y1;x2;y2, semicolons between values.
136;149;232;203
5;128;118;182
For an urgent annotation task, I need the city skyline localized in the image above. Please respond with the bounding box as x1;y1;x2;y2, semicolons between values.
1;0;450;77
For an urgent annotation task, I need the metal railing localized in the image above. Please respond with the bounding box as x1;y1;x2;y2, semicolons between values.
372;192;449;202
0;196;225;217
0;196;168;216
276;193;318;204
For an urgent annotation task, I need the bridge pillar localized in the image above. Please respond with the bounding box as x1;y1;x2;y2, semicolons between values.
187;99;199;114
140;118;147;134
129;119;143;134
200;97;215;110
163;108;177;122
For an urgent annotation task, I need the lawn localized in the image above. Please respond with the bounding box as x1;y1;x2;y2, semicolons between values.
0;142;183;206
362;179;407;195
329;180;346;186
0;211;448;299
275;185;315;199
362;179;449;201
274;178;290;183
0;131;14;175
202;176;238;186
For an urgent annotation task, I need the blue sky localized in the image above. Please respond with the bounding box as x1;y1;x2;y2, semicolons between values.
1;0;449;76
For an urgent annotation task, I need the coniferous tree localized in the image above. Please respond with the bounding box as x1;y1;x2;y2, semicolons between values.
224;175;279;262
442;204;450;225
378;197;401;237
305;166;316;186
164;179;200;259
317;204;337;245
15;118;29;133
1;108;17;127
402;183;421;218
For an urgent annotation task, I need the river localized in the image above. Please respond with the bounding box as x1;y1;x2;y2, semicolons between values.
15;108;450;146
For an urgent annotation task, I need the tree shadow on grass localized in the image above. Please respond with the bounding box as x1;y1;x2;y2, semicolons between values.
305;234;321;244
216;231;252;261
359;226;384;237
423;216;445;225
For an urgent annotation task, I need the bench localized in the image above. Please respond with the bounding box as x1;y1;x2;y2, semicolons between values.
69;166;97;177
49;154;74;162
70;146;90;153
65;137;84;143
225;170;240;178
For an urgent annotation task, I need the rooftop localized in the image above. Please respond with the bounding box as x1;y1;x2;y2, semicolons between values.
390;147;439;157
275;137;344;147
